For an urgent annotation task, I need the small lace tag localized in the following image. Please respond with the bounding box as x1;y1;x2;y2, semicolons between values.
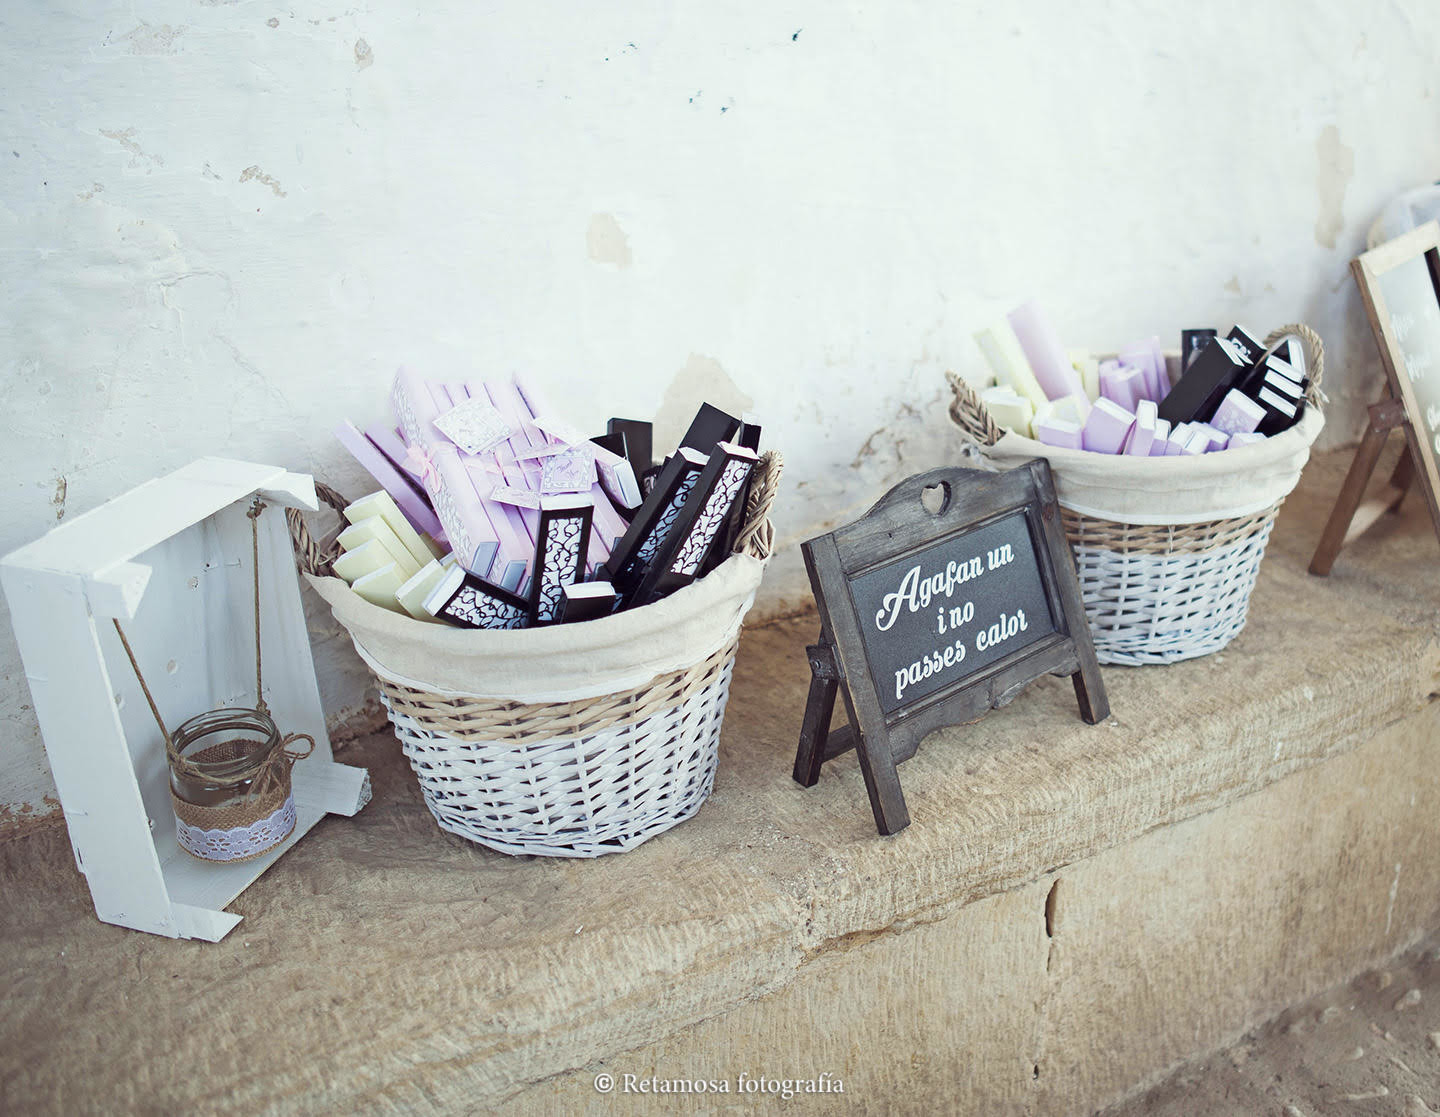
540;446;596;494
514;443;575;460
488;485;543;509
434;399;512;456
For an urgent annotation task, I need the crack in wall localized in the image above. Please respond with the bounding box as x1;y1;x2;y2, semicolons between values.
1030;876;1064;1107
799;923;894;964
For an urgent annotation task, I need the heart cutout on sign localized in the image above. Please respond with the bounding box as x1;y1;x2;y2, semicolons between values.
921;482;949;515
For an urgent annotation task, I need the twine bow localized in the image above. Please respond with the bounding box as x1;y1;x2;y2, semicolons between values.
246;731;315;802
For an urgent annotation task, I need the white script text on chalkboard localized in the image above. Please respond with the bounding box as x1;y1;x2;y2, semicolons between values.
876;542;1027;702
873;544;1015;632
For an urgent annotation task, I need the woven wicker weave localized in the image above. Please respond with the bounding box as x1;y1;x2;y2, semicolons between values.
948;326;1323;666
293;452;781;857
388;639;738;856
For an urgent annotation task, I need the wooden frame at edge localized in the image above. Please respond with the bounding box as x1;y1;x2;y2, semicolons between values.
1354;222;1440;538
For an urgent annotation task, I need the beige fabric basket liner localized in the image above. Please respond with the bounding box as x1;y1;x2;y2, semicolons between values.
307;553;764;703
973;406;1323;525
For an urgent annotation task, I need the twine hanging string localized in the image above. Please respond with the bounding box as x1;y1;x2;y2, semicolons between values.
111;498;312;803
110;617;175;754
248;497;268;717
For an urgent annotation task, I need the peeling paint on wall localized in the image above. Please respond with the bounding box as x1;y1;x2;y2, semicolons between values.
1314;125;1354;251
587;213;632;269
239;165;287;197
652;355;754;450
117;23;186;57
0;796;64;841
847;393;942;475
99;128;164;169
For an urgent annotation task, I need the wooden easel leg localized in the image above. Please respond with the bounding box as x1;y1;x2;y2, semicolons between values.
1066;620;1110;724
1387;445;1416;508
1071;663;1110;725
854;736;911;836
793;672;836;788
792;634;909;833
1309;413;1396;576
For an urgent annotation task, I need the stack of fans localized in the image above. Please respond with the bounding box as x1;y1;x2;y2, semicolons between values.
975;300;1308;457
328;371;761;629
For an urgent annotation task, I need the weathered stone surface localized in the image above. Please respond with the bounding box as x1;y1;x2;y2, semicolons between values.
1035;706;1440;1112
1103;928;1440;1115
515;881;1053;1115
0;445;1436;1114
517;703;1440;1116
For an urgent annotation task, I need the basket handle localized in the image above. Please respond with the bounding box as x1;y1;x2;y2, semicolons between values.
946;371;1005;448
733;449;783;560
289;451;785;576
287;482;349;578
1261;322;1326;406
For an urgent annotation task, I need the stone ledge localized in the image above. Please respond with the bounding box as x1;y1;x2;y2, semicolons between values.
1;444;1437;1114
514;702;1440;1115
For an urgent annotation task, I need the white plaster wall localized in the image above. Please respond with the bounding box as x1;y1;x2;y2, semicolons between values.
2;0;1437;818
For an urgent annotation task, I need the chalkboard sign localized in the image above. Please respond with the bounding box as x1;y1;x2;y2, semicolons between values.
847;510;1057;718
1311;220;1440;574
792;460;1107;835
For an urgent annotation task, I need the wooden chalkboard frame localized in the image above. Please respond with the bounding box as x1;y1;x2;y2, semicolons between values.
792;459;1108;835
1311;220;1440;574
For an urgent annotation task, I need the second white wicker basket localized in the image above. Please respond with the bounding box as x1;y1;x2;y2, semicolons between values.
948;327;1324;666
294;452;781;857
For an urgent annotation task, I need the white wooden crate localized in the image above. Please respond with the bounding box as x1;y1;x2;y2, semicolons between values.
1;458;370;942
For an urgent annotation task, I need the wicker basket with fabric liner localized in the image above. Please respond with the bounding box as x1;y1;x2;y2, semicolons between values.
290;451;781;857
947;326;1324;665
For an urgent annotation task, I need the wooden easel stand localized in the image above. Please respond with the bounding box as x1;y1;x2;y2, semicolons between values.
1309;396;1415;576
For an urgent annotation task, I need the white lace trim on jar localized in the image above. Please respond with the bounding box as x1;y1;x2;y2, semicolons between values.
174;794;298;862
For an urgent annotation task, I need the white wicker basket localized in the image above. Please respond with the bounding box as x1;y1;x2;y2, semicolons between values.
292;453;780;857
1056;507;1279;664
375;637;737;857
948;326;1324;666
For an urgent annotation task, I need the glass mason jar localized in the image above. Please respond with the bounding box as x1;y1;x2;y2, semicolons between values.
168;707;283;809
